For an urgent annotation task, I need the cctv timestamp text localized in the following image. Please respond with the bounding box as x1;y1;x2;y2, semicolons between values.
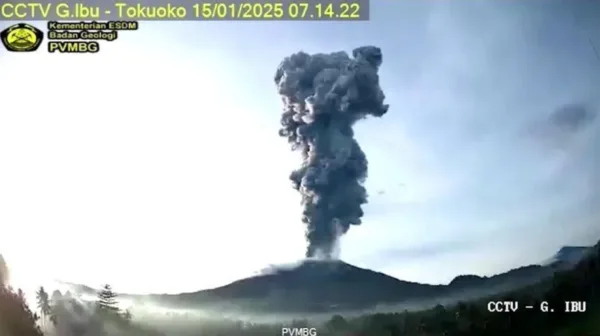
191;2;364;20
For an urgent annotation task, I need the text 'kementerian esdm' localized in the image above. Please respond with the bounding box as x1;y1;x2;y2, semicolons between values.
0;21;137;54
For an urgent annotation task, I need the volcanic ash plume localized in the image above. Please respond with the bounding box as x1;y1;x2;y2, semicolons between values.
274;46;389;258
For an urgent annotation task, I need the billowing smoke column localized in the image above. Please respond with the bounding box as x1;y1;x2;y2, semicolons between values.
274;46;389;258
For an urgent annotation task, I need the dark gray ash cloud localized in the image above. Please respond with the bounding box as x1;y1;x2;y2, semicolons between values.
523;103;597;149
274;46;389;258
548;103;596;133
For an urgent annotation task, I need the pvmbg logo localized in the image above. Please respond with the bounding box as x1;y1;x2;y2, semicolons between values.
1;23;44;52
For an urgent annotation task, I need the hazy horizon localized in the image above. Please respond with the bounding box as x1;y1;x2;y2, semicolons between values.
1;0;600;295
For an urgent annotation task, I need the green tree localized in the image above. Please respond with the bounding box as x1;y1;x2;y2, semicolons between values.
49;308;58;327
326;314;348;333
0;285;43;336
96;284;120;315
0;254;8;286
35;286;51;330
121;309;133;324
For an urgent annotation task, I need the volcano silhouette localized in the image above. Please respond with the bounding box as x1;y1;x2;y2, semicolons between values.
149;259;443;313
142;258;562;314
65;247;589;314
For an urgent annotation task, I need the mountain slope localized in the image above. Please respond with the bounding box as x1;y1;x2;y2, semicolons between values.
67;245;594;314
147;259;559;313
542;246;592;266
150;260;444;312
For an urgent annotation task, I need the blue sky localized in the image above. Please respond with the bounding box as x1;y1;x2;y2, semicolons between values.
1;1;599;294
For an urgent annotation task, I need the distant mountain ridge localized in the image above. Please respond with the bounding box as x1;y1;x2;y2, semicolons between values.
63;244;595;314
447;245;593;290
541;246;592;266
